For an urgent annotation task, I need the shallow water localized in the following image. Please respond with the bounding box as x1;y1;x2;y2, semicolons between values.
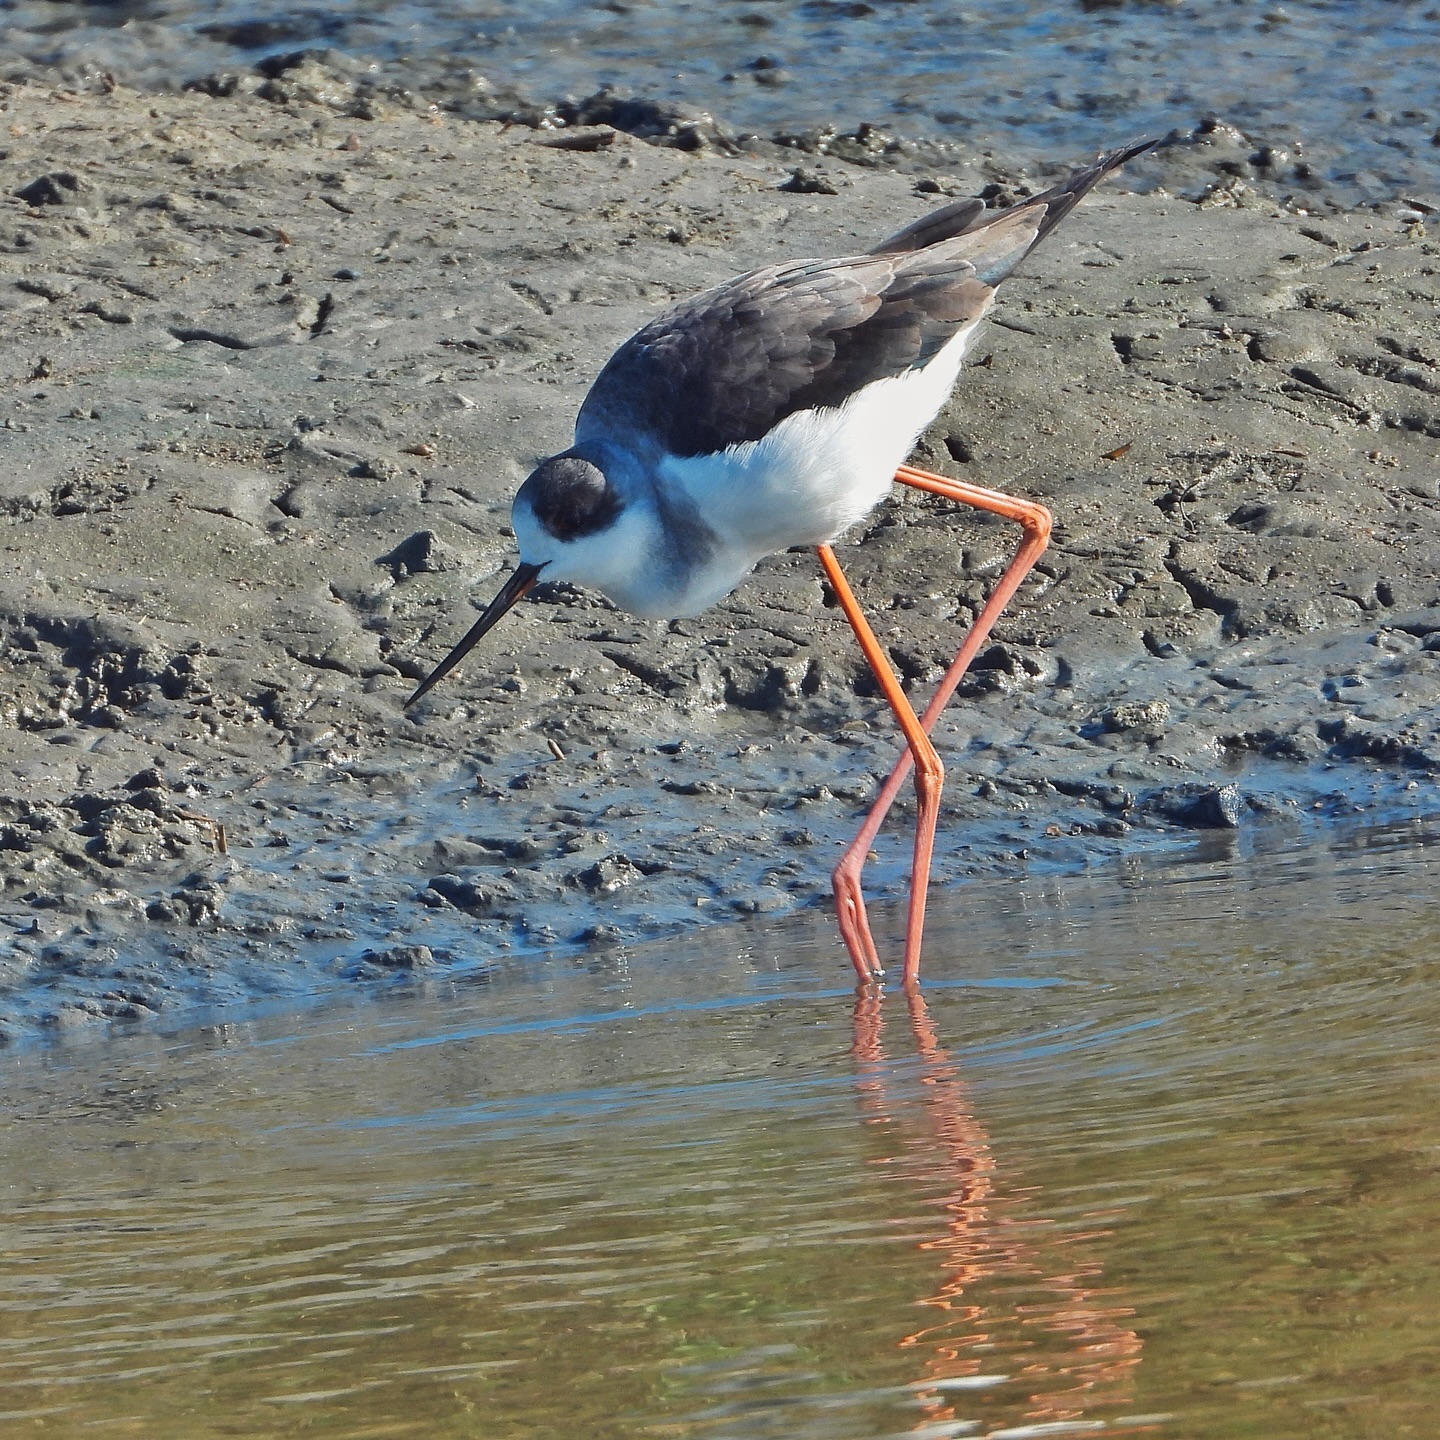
2;820;1439;1437
4;0;1438;197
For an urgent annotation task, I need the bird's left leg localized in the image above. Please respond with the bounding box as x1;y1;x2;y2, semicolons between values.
815;543;944;987
830;466;1052;985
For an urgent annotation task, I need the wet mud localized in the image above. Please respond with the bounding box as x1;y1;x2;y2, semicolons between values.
1;76;1438;1040
3;0;1439;209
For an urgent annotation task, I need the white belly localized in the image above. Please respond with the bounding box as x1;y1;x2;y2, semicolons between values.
653;325;978;614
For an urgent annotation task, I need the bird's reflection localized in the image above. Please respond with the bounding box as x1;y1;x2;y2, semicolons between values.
852;988;1144;1433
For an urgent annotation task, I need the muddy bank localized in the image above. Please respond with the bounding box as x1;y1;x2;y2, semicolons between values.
1;78;1438;1041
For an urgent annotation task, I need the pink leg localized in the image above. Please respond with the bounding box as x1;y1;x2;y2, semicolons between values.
815;543;944;990
829;464;1052;986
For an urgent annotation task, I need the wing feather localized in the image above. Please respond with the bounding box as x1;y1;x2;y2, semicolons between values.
576;247;995;459
575;140;1155;460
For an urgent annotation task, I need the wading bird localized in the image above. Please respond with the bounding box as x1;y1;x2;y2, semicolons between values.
407;140;1153;986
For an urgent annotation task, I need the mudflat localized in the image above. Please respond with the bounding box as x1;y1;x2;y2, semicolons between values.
2;77;1437;1039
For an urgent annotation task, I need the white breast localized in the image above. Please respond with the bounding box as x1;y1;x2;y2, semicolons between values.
654;322;980;614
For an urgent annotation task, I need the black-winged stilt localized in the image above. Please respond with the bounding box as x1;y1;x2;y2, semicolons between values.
407;140;1154;986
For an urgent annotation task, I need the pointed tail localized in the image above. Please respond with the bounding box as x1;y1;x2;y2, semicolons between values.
870;137;1157;258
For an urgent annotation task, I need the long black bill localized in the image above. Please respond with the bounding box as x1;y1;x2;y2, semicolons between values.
405;561;545;708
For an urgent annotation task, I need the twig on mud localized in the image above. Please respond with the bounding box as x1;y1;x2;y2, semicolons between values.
178;811;228;855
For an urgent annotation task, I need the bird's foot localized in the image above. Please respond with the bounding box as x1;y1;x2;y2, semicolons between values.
833;863;884;983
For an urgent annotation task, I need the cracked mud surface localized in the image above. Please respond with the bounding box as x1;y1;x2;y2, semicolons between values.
1;79;1439;1042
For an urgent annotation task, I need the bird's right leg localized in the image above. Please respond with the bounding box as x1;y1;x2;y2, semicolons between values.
816;543;944;987
831;465;1052;985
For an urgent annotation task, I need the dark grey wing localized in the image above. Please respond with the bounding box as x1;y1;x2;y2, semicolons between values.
868;197;986;255
575;243;998;461
574;140;1154;462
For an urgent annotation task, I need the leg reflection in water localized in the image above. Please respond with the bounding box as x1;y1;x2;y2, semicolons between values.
851;989;1145;1434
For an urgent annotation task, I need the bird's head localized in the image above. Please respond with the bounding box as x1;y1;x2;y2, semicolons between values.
510;452;626;576
406;451;647;707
